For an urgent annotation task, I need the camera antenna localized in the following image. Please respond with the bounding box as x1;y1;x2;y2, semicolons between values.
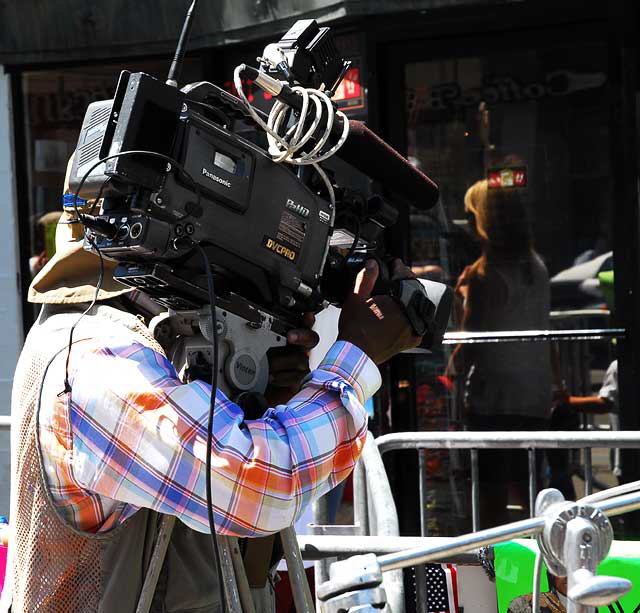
166;0;199;87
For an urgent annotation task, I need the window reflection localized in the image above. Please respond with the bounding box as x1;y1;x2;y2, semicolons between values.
405;44;615;533
21;59;203;320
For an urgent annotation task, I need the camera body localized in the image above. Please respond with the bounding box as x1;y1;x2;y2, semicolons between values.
70;70;338;324
68;20;450;393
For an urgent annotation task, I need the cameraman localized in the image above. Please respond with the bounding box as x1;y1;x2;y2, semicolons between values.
4;160;422;612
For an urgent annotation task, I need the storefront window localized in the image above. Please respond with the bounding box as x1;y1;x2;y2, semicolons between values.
403;42;616;533
20;58;203;306
406;44;610;275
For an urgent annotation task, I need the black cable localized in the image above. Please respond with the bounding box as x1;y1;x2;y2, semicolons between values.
89;177;111;215
61;234;105;394
195;243;226;611
71;149;201;226
343;218;362;265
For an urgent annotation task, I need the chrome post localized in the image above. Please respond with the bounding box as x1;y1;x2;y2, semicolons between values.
471;449;480;531
353;458;369;536
535;489;631;613
414;564;428;613
416;449;429;612
360;432;404;612
372;490;640;574
378;516;544;572
584;448;593;497
528;448;537;519
418;449;428;537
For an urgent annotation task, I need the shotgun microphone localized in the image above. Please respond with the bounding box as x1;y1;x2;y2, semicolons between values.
338;120;439;210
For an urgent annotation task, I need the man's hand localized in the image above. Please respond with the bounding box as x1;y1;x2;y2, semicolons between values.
338;259;422;364
265;312;319;406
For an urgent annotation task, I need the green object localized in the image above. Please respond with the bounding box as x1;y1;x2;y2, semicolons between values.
495;540;640;612
599;269;614;310
44;221;57;259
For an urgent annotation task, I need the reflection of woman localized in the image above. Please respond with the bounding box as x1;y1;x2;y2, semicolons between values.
454;180;551;528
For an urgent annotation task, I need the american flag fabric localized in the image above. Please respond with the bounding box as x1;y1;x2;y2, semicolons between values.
424;563;459;613
38;337;379;536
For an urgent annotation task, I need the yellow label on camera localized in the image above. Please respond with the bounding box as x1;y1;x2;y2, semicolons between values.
262;236;298;262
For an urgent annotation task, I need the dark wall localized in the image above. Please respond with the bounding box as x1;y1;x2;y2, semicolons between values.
0;0;529;66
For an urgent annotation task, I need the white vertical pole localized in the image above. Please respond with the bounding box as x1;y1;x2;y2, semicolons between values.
0;65;22;510
0;63;23;613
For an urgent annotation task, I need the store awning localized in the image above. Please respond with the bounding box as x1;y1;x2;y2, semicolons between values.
0;0;483;66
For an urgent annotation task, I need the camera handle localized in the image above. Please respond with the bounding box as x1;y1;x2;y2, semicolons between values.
366;256;453;348
383;278;435;337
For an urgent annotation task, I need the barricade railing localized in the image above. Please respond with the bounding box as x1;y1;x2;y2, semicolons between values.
312;433;405;612
440;327;623;344
311;431;640;611
376;431;640;533
549;309;615;398
316;487;640;612
315;430;640;613
5;414;640;611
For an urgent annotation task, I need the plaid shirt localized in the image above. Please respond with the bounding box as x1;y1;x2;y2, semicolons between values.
39;338;379;537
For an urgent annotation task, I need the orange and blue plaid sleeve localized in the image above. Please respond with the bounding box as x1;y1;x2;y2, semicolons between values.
65;340;380;536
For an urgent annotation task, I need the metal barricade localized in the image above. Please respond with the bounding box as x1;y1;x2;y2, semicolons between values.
312;431;640;612
7;407;640;612
313;429;640;613
549;309;614;399
376;431;640;533
317;487;640;613
310;431;485;612
312;433;405;612
427;319;624;527
549;309;621;483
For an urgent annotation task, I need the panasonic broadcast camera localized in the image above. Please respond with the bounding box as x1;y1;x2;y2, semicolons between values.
67;11;451;397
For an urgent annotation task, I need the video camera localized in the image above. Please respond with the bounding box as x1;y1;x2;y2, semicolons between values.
67;12;451;397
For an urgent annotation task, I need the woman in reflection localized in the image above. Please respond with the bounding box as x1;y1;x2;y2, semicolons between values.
454;179;551;528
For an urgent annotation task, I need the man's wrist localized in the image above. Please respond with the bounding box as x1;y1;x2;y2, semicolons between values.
318;340;381;404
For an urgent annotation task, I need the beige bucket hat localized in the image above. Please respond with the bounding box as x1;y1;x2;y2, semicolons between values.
28;155;132;304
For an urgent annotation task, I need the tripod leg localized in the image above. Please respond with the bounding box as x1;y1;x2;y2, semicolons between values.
225;536;257;613
281;525;315;612
136;515;176;613
218;536;247;613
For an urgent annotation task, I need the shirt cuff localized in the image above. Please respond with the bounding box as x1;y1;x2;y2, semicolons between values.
317;341;382;404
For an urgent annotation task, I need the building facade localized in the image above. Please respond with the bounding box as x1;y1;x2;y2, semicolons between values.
0;0;638;534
